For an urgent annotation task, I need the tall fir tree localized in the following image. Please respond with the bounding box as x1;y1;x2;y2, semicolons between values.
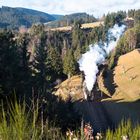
47;46;63;79
0;30;21;95
32;32;51;92
63;49;77;77
16;33;32;96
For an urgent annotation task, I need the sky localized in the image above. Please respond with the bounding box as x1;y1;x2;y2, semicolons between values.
0;0;140;17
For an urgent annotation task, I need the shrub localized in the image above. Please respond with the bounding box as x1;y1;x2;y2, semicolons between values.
0;99;64;140
105;119;140;140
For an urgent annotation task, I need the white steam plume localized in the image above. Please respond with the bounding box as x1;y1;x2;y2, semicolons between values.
78;24;126;92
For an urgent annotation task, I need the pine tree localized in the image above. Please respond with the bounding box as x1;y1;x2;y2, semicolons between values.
74;44;82;61
32;32;51;92
0;30;21;95
47;46;63;78
134;10;140;25
63;49;77;77
16;33;32;96
72;21;83;49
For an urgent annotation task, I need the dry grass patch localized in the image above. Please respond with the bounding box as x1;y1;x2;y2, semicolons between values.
81;21;104;29
54;75;84;101
50;21;104;31
113;49;140;101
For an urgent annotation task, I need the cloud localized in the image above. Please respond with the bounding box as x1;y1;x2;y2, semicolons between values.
0;0;140;17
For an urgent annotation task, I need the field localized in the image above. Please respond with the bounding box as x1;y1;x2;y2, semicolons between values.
50;26;72;31
81;21;104;29
50;21;104;31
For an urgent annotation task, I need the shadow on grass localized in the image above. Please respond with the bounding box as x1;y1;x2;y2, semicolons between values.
74;99;114;134
102;99;140;128
102;68;118;96
74;99;140;134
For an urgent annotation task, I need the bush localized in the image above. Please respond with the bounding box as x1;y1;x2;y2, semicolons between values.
0;99;65;140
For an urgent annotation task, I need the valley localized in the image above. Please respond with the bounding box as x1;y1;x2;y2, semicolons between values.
0;3;140;139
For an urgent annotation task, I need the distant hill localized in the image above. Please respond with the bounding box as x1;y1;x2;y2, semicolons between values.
0;7;97;29
0;6;57;29
46;13;97;28
51;14;63;20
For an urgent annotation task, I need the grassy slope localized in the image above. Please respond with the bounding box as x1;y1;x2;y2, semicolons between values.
102;49;140;125
113;49;140;101
99;49;140;102
54;75;84;101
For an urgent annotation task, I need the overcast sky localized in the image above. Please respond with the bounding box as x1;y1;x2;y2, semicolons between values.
0;0;140;17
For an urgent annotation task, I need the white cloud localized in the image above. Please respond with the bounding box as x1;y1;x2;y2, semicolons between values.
0;0;140;17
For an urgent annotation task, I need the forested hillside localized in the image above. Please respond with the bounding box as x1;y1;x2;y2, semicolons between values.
0;7;97;29
45;12;97;28
0;6;56;29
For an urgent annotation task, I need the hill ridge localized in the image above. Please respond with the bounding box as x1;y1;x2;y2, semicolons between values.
0;6;56;29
